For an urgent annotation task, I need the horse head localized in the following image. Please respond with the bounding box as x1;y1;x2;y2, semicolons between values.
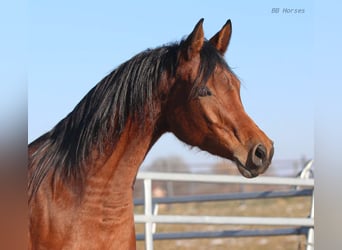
165;19;274;178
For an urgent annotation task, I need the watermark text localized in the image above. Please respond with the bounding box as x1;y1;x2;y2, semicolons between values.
272;8;305;14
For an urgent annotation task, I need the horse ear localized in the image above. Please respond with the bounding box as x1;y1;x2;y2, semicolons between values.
209;20;232;55
181;18;205;60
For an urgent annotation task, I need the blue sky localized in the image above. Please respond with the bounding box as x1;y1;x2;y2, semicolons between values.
28;1;314;166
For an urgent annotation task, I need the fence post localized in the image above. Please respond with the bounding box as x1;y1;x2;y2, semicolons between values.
152;204;159;234
144;179;153;250
306;192;314;250
299;160;314;250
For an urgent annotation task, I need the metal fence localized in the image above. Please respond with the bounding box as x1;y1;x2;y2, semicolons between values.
134;160;314;250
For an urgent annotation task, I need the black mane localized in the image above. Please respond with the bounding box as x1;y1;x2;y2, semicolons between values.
28;40;228;198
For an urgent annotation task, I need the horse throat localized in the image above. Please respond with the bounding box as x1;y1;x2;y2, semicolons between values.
86;118;161;191
72;119;162;248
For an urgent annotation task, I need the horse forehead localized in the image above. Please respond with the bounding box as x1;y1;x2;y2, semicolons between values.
215;64;235;78
210;65;238;87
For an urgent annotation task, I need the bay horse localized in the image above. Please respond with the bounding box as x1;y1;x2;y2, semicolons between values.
29;19;274;249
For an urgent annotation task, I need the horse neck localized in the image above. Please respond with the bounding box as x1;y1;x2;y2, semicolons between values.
29;119;161;249
84;118;162;198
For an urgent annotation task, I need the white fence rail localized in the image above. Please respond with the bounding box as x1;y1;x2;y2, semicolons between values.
134;160;314;250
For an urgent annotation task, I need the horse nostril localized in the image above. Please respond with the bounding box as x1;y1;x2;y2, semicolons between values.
255;144;266;160
252;144;267;167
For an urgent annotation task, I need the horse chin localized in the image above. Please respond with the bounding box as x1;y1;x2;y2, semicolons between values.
236;161;259;178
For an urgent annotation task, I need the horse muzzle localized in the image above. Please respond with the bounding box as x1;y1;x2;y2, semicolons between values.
237;143;274;178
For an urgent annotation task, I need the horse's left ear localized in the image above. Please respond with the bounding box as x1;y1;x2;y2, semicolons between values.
181;18;205;60
209;20;232;55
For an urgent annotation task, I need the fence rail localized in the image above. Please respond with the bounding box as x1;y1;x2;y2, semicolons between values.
136;171;314;186
136;227;311;241
134;189;313;206
134;160;314;250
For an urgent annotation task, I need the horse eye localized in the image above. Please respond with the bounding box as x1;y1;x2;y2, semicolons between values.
198;87;212;97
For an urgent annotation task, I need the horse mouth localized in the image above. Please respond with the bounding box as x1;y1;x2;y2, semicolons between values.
236;161;259;178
